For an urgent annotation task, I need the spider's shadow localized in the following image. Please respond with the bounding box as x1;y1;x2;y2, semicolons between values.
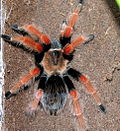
105;0;120;27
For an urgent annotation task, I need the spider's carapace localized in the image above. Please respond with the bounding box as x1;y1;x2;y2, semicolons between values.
41;40;68;76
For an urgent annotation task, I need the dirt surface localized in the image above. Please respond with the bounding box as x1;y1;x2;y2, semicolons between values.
3;0;120;130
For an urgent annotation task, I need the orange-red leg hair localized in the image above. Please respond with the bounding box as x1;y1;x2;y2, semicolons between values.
80;75;101;105
12;36;43;52
11;24;51;45
63;34;94;55
63;35;86;55
25;89;44;116
70;90;85;129
68;3;82;28
60;3;83;47
60;3;82;38
60;24;73;38
5;68;41;99
67;68;106;113
22;25;51;45
79;75;106;113
1;34;43;53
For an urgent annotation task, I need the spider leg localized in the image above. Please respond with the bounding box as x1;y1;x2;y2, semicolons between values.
5;68;41;99
1;34;43;54
11;24;29;36
67;68;106;113
60;21;72;47
11;24;51;45
68;3;82;28
63;76;85;129
25;89;44;117
63;34;94;55
60;2;83;47
25;76;46;116
70;90;85;129
37;76;47;90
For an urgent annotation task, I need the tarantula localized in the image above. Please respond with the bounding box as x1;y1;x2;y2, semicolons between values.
1;0;106;129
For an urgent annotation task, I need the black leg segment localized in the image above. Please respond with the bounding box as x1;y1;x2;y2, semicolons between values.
63;75;75;92
67;68;82;81
37;76;47;90
11;24;29;36
60;36;71;47
5;91;16;99
99;104;106;114
1;34;39;54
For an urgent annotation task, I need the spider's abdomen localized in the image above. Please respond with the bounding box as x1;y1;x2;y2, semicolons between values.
41;49;68;75
41;75;68;115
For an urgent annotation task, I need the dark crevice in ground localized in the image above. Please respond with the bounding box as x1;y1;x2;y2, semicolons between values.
105;66;120;82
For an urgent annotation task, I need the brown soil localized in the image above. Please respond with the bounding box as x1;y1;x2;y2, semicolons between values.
3;0;120;130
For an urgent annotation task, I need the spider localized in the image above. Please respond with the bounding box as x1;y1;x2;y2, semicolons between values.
1;0;106;129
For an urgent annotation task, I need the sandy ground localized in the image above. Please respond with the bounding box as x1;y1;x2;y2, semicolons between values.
2;0;120;130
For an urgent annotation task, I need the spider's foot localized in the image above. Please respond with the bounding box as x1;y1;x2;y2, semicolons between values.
79;0;84;4
24;105;37;118
99;104;106;114
76;115;86;130
62;20;67;24
22;85;30;91
84;34;94;44
24;110;37;118
5;91;16;99
11;24;18;30
1;34;11;42
11;24;28;36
